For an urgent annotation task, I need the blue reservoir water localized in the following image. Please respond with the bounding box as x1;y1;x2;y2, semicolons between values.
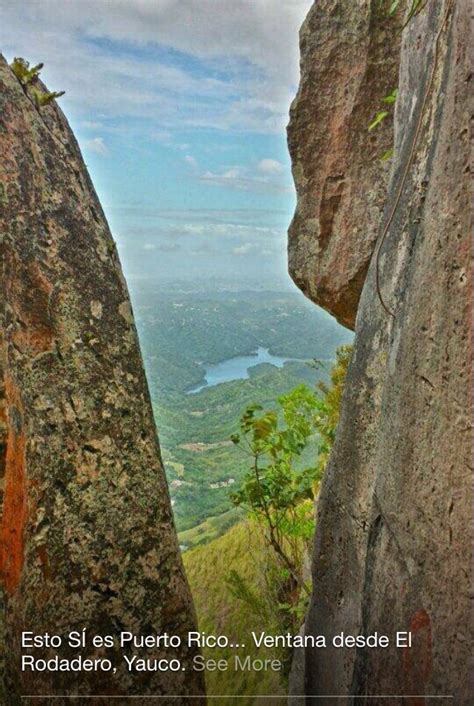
188;346;298;394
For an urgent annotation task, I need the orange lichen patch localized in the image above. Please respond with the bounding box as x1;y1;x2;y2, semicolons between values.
0;376;27;595
403;609;433;706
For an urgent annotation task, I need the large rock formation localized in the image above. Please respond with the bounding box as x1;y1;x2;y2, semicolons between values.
288;0;472;703
0;56;205;703
287;0;404;329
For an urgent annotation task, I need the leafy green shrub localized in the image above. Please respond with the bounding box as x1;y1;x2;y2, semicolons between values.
229;345;352;637
230;387;319;594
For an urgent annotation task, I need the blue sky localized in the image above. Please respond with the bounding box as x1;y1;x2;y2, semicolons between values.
1;0;312;289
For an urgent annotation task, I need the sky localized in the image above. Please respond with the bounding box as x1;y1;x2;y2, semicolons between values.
0;0;313;291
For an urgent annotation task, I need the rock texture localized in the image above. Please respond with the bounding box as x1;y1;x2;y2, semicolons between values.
0;56;205;703
287;0;404;329
289;0;472;703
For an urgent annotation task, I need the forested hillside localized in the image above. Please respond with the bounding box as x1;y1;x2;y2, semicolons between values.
131;287;351;537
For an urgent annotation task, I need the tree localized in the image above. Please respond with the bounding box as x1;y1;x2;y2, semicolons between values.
229;345;352;631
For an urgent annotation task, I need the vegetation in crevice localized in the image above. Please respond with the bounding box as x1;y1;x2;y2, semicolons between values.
10;57;43;85
228;345;352;639
10;57;65;107
387;0;430;26
371;0;432;161
369;87;398;161
184;345;352;702
31;87;65;108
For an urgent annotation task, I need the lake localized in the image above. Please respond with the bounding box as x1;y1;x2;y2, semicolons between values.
188;346;299;394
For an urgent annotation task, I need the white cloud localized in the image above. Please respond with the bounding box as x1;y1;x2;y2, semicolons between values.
83;136;108;156
80;120;104;130
108;206;288;225
222;168;241;179
257;158;284;175
198;165;291;194
0;0;312;134
150;129;173;143
184;155;198;170
233;243;256;255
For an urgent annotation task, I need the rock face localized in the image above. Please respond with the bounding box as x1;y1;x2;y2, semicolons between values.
287;0;404;329
289;0;472;703
0;56;205;702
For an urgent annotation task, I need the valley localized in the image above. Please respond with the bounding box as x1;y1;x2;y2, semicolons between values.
130;283;352;544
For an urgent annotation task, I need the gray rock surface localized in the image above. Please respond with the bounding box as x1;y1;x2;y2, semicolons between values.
287;625;306;706
0;55;205;703
288;0;472;702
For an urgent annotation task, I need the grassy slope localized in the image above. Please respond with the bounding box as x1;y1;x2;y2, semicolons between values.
184;521;286;704
178;508;243;548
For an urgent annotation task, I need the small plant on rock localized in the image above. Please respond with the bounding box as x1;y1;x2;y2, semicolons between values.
368;87;398;161
31;87;66;108
10;57;43;85
10;57;65;107
387;0;430;26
